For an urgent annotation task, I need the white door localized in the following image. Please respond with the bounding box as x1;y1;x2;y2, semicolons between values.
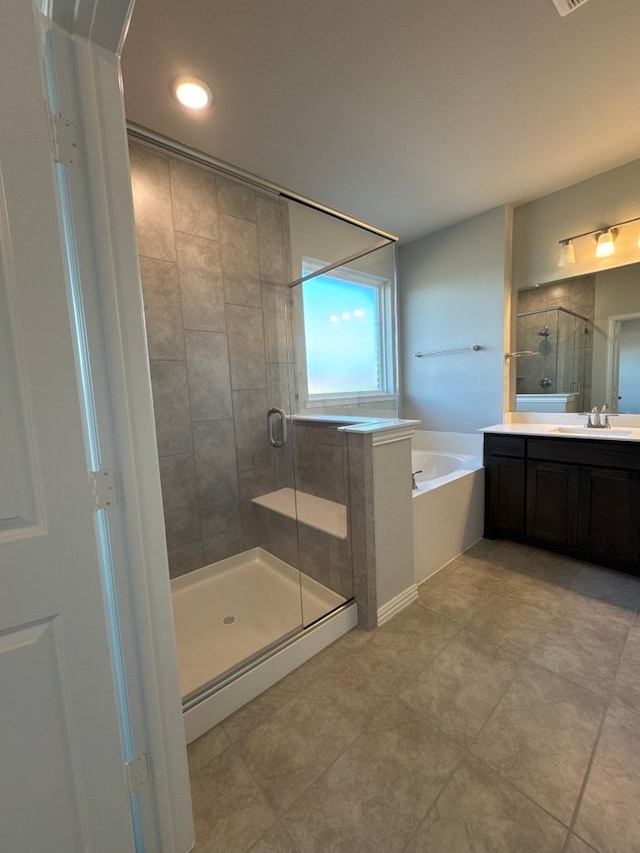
618;317;640;413
608;313;640;414
0;1;136;850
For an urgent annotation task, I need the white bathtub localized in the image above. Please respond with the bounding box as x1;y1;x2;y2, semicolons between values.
411;432;485;585
411;450;480;492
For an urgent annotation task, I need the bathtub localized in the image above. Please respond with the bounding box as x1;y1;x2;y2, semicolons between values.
411;432;484;585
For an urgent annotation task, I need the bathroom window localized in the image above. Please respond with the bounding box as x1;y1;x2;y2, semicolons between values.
294;259;395;406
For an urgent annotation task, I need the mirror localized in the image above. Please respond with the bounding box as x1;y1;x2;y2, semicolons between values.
513;262;640;414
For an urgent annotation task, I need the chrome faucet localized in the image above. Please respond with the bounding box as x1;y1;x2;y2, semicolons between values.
586;404;610;429
412;470;422;489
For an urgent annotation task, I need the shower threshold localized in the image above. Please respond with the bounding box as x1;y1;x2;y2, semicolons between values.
170;547;346;700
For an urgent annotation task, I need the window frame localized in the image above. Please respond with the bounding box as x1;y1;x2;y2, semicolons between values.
292;257;396;409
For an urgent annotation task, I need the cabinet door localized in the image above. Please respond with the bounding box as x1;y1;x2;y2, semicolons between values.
526;461;578;545
486;456;525;536
577;467;640;563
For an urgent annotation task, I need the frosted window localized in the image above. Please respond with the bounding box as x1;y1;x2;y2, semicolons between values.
301;272;383;395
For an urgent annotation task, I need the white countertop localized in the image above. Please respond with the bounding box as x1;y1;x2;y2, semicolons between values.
337;418;421;434
481;423;640;442
291;414;421;434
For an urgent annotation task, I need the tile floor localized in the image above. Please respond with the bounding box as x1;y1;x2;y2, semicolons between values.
187;539;640;853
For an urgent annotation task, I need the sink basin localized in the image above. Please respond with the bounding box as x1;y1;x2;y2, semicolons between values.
551;426;634;436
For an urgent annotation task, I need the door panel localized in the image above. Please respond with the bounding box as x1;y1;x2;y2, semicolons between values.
1;619;83;851
487;456;525;536
0;2;134;849
526;460;578;545
577;466;640;563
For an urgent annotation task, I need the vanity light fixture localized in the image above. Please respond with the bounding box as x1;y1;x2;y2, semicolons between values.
558;239;575;267
595;228;617;258
557;216;640;266
173;76;212;110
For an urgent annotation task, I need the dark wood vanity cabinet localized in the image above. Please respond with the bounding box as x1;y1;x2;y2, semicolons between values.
484;433;640;574
484;435;526;537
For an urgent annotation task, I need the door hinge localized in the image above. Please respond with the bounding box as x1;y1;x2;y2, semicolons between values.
47;112;82;167
88;470;117;511
125;753;149;795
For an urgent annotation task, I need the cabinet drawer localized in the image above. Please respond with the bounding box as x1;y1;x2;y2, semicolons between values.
528;437;640;470
484;434;525;459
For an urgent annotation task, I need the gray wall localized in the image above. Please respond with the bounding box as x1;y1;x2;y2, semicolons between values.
398;206;509;432
512;157;640;288
129;141;294;578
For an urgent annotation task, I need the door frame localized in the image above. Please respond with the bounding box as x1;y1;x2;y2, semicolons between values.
39;2;194;850
606;312;640;413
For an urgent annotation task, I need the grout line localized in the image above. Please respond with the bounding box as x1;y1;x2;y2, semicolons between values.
561;593;640;852
561;705;608;853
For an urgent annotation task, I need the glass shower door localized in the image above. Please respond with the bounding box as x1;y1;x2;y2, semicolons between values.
283;204;398;628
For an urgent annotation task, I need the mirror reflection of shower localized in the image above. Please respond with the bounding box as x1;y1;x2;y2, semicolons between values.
514;276;596;414
515;305;592;413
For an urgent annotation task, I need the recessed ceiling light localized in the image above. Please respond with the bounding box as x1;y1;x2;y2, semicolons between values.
173;76;212;110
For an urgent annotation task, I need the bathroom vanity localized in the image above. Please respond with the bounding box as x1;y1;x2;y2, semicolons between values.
483;425;640;575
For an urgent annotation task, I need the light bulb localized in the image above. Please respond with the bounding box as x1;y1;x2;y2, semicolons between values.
173;77;212;110
595;229;616;258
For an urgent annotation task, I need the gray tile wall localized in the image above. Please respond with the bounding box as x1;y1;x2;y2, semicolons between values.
129;141;294;578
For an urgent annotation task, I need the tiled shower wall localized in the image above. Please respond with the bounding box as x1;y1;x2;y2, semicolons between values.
129;141;294;578
254;421;355;602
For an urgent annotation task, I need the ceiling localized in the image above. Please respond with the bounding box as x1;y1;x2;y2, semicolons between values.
121;0;640;244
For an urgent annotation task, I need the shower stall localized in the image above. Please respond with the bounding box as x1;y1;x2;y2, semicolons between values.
127;132;398;736
515;306;592;413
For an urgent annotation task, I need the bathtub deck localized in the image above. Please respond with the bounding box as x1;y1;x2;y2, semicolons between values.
171;548;345;698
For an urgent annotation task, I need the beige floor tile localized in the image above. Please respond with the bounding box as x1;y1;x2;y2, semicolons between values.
570;564;640;612
190;746;277;853
559;589;636;630
471;661;606;824
221;675;301;744
522;548;582;590
612;620;640;714
235;662;393;812
403;754;567;853
465;538;533;569
356;603;460;691
283;699;462;853
248;821;300;853
222;634;365;743
528;599;630;698
574;702;640;853
564;833;599;853
186;540;640;853
467;588;559;655
401;629;520;746
188;723;231;776
497;567;570;609
417;562;503;624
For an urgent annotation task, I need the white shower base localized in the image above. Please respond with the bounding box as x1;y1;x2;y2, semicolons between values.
171;547;345;699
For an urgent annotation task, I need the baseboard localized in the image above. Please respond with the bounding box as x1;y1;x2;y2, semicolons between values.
377;584;419;626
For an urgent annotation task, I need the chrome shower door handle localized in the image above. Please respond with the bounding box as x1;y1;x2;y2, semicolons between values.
267;407;288;448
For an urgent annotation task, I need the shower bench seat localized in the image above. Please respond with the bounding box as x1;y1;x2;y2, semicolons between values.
252;488;347;540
